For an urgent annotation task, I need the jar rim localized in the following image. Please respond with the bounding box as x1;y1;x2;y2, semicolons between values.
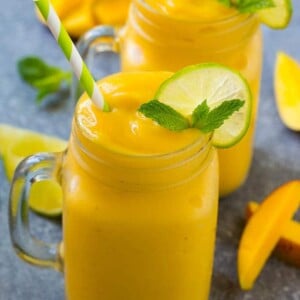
74;120;213;163
135;0;255;26
71;122;215;189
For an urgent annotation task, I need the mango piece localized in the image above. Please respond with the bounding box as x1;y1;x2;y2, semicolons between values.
246;201;300;267
36;0;130;37
62;3;96;38
51;0;82;18
92;0;131;25
274;52;300;131
35;0;82;24
238;181;300;290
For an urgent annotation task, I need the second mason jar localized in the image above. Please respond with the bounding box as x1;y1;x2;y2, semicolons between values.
74;0;263;196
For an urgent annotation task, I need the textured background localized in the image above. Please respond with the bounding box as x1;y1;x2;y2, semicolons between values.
0;1;299;299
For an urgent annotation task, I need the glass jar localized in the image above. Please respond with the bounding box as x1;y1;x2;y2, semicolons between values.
9;71;219;300
73;0;262;196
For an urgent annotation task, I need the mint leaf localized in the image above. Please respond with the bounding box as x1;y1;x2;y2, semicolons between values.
192;99;245;133
236;0;275;13
191;100;210;128
138;100;190;131
217;0;274;13
218;0;232;7
139;99;244;134
17;56;72;103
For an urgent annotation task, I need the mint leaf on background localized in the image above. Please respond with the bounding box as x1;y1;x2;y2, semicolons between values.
192;99;245;133
17;56;72;103
138;100;190;131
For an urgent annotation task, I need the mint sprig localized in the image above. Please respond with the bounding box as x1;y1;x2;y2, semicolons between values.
218;0;232;7
139;100;190;131
192;99;244;132
218;0;275;13
17;56;72;103
138;99;245;133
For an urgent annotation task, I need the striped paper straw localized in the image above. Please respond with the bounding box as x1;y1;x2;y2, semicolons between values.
34;0;109;111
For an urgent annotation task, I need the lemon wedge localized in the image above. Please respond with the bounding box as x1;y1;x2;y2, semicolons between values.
0;124;67;216
258;0;293;29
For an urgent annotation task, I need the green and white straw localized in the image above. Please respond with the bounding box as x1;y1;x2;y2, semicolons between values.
34;0;109;111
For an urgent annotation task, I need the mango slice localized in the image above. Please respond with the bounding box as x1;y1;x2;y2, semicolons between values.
238;181;300;290
274;52;300;131
62;3;96;38
92;0;131;25
35;0;82;22
36;0;131;38
246;201;300;267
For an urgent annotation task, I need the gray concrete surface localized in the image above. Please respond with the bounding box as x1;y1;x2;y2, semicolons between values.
0;0;299;299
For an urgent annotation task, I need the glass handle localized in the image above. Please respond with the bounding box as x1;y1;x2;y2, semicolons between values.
8;152;64;271
71;25;119;102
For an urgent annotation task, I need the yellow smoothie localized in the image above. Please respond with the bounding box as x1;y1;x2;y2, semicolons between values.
62;72;219;299
119;0;263;196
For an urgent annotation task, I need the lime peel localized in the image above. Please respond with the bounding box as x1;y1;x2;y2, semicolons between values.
257;0;293;29
154;63;252;148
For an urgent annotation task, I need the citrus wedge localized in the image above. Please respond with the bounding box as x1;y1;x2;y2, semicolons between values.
0;124;67;217
274;52;300;131
29;180;63;217
154;63;252;148
0;125;67;180
257;0;293;29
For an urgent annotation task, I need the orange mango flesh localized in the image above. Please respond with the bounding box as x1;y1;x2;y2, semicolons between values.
274;52;300;131
76;71;203;155
238;181;300;290
247;201;300;267
62;2;96;38
36;0;130;38
92;0;131;25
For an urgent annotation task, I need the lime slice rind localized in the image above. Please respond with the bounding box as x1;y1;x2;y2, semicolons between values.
155;63;252;148
258;0;293;29
29;180;63;217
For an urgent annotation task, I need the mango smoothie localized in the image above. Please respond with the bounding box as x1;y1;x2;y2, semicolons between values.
62;72;219;300
119;0;263;196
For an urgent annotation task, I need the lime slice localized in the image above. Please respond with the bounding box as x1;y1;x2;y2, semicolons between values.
29;180;63;217
155;63;252;148
257;0;293;29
